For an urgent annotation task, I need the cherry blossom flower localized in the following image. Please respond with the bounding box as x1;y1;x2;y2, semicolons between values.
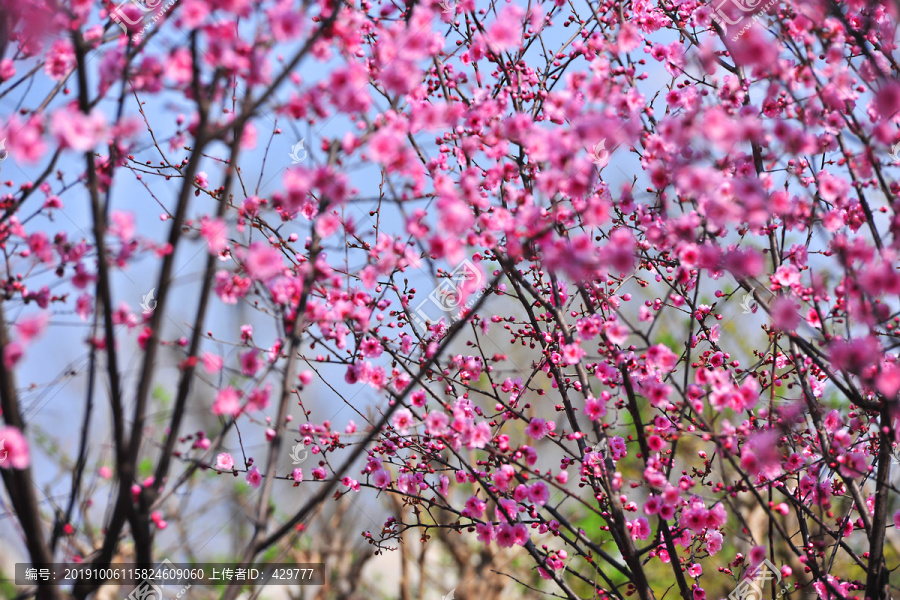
528;481;549;506
3;342;24;370
243;242;284;281
246;466;262;488
706;531;723;555
44;39;75;80
1;1;898;595
51;106;107;152
201;217;227;255
212;387;242;417
240;350;262;377
0;426;29;470
202;353;224;373
392;409;414;434
463;496;486;519
525;418;549;440
583;395;607;421
475;522;495;543
480;4;524;53
630;517;650;541
372;469;391;489
424;411;449;436
748;546;768;567
495;522;517;548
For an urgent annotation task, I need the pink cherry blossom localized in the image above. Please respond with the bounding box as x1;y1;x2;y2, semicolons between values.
240;350;262;377
524;418;549;440
1;1;897;596
706;531;723;556
372;469;391;489
202;353;224;373
44;39;75;80
15;313;48;344
424;411;449;436
583;395;607;421
51;106;107;151
392;409;414;434
463;496;486;519
246;466;262;488
243;242;284;281
201;217;228;255
0;426;29;470
3;342;24;370
528;481;549;506
630;517;650;541
212;387;242;417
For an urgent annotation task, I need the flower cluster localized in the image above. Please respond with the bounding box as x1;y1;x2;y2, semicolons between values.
1;0;899;598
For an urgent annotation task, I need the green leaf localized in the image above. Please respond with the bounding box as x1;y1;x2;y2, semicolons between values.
138;457;154;478
152;384;171;406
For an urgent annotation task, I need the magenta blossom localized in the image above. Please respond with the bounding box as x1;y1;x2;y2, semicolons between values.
0;427;30;470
